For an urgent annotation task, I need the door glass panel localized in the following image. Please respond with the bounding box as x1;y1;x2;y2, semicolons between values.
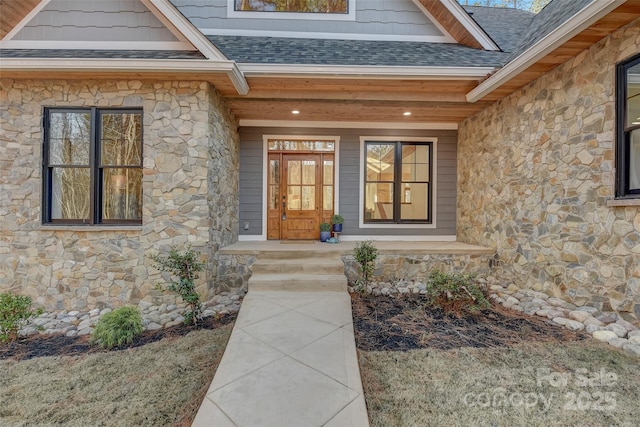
270;159;279;184
401;183;428;220
323;160;333;185
288;160;301;184
302;160;315;185
288;186;301;210
268;139;335;151
301;186;315;210
269;185;279;210
51;167;90;220
323;186;333;210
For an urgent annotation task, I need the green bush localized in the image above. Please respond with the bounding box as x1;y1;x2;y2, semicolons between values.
90;306;143;349
0;292;43;344
424;270;490;315
151;245;204;326
320;222;332;232
353;240;378;291
330;214;344;225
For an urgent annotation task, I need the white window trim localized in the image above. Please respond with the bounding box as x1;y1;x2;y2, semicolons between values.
227;0;356;21
359;136;437;229
255;134;341;240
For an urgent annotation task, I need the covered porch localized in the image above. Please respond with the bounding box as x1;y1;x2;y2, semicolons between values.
215;240;496;293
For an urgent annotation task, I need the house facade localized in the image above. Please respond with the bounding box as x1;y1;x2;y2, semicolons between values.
1;0;640;323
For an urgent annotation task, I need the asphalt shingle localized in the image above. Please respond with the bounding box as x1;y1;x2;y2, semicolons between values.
463;6;535;53
206;35;509;67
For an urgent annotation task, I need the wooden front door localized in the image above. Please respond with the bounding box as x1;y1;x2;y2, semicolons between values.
281;154;321;239
267;150;334;240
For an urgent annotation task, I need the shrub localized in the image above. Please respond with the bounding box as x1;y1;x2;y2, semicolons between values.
320;222;332;232
0;292;43;344
424;270;490;315
151;245;205;326
353;240;378;291
91;306;143;349
330;214;344;225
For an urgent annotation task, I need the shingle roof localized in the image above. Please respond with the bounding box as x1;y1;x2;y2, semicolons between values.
506;0;592;61
463;6;535;53
206;35;509;67
0;49;206;59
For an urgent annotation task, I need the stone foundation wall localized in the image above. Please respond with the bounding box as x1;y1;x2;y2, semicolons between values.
457;21;640;323
0;79;239;311
342;253;496;285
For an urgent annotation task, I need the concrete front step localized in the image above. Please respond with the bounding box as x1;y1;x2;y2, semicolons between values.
249;273;348;292
252;258;345;275
248;251;348;292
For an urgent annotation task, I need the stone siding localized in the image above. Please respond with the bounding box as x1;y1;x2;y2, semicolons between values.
457;21;640;323
0;79;239;311
342;253;495;285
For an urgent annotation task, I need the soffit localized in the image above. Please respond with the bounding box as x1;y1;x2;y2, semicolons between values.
0;0;40;39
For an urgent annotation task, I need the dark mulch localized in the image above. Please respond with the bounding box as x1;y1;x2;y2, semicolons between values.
0;314;236;361
352;294;589;351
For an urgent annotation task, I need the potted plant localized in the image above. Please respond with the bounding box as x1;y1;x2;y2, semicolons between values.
319;222;332;242
331;214;344;232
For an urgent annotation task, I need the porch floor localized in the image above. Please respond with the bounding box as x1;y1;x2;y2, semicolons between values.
220;239;494;255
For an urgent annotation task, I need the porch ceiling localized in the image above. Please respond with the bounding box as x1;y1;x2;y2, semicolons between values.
221;76;493;124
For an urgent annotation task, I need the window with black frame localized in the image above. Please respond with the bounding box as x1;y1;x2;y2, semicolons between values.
364;141;432;223
617;54;640;198
42;108;143;225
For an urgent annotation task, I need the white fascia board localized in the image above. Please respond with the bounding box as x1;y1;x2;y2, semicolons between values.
0;57;250;95
239;64;494;80
0;40;195;50
466;0;623;103
239;120;458;130
200;28;452;43
147;0;229;61
439;0;499;51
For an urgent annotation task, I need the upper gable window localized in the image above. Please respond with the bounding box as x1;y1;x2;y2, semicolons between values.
616;53;640;198
227;0;355;20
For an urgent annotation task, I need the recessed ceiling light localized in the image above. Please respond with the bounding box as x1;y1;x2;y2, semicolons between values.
292;110;300;115
403;111;412;116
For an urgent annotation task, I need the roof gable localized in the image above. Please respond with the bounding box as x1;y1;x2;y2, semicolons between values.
2;0;192;50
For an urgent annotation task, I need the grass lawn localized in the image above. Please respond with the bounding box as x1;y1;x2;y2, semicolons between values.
353;295;640;427
0;325;232;427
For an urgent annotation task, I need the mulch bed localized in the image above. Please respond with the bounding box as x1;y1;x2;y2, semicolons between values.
351;294;589;351
0;314;236;361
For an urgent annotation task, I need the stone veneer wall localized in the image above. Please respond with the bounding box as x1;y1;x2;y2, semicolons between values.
0;79;239;311
457;21;640;323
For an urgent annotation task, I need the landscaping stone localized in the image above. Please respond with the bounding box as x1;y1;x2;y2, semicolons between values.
552;317;585;331
592;330;617;342
605;323;628;338
568;310;592;323
608;337;629;349
18;290;244;337
585;324;603;334
624;343;640;356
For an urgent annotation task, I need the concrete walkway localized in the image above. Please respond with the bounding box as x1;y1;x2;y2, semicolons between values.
192;290;369;427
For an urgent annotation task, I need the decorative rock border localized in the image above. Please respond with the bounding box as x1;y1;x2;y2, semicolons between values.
19;289;245;338
348;276;640;357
